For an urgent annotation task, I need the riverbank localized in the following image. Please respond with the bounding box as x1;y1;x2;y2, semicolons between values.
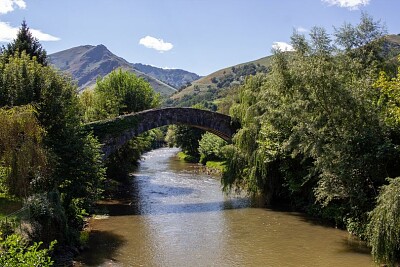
177;151;225;175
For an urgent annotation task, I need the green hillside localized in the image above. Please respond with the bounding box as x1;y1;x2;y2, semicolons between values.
171;55;273;100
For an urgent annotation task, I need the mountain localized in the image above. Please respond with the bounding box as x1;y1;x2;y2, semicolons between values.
49;45;177;96
132;63;201;89
171;55;273;101
171;34;400;103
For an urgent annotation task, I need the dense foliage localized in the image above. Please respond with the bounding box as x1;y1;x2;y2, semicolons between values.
211;63;268;89
364;60;400;266
0;22;106;248
81;68;160;121
367;177;400;266
0;232;56;267
80;68;162;181
1;20;47;66
0;106;48;198
198;132;227;164
222;15;400;265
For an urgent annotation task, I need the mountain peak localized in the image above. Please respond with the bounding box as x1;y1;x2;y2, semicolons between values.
49;45;179;96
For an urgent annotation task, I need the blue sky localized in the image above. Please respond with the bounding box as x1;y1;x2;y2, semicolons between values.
0;0;399;75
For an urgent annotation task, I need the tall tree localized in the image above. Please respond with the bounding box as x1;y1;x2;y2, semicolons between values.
80;69;161;181
0;52;106;243
2;20;47;66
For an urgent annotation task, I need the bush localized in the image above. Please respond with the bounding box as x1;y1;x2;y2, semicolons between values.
0;232;56;267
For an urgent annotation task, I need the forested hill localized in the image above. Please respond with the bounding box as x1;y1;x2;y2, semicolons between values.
49;45;178;96
166;54;272;108
170;34;400;108
132;63;201;89
171;54;272;101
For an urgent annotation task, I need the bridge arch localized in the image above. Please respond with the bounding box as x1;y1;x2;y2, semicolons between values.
85;107;239;158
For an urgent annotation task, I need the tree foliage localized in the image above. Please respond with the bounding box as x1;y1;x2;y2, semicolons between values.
83;68;160;121
0;232;56;267
1;20;47;66
80;68;161;181
367;178;400;266
198;132;227;164
0;105;48;198
0;49;105;243
223;15;397;235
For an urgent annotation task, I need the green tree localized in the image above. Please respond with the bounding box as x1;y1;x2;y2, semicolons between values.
174;125;204;160
223;15;396;231
198;133;227;164
364;58;400;266
0;52;106;243
91;68;160;120
80;69;161;181
1;20;47;66
0;105;48;198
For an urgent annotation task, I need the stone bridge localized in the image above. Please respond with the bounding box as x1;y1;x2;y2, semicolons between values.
84;107;239;158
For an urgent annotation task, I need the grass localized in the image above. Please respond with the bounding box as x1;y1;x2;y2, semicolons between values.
205;160;226;173
177;151;198;163
0;195;23;218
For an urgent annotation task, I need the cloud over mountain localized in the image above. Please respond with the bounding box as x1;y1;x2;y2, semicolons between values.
139;36;173;52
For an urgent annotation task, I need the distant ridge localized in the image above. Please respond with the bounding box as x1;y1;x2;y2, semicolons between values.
172;34;400;101
49;45;178;97
132;63;201;89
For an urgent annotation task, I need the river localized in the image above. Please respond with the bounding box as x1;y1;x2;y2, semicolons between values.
75;147;374;267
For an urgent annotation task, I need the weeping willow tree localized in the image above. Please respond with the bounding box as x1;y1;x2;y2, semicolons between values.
365;58;400;266
367;178;400;266
223;14;397;233
0;105;48;198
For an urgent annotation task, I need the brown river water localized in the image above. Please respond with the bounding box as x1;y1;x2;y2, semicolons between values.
75;147;374;267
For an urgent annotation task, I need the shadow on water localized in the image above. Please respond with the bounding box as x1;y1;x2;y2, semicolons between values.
262;205;372;256
75;230;126;266
95;197;249;216
339;237;371;255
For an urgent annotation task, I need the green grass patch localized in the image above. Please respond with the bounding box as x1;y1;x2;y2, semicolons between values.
177;151;198;163
205;160;226;172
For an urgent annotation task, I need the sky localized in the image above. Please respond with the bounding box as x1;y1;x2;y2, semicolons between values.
0;0;399;76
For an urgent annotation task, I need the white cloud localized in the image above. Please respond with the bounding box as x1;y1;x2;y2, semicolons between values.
272;42;294;52
139;36;173;52
322;0;370;10
30;28;60;41
296;26;308;33
0;0;26;14
0;21;60;42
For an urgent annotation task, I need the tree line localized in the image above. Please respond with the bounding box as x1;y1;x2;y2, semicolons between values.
219;14;400;266
0;21;161;265
166;14;400;266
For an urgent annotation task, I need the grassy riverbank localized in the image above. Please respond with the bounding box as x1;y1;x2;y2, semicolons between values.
0;195;22;218
177;151;225;174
